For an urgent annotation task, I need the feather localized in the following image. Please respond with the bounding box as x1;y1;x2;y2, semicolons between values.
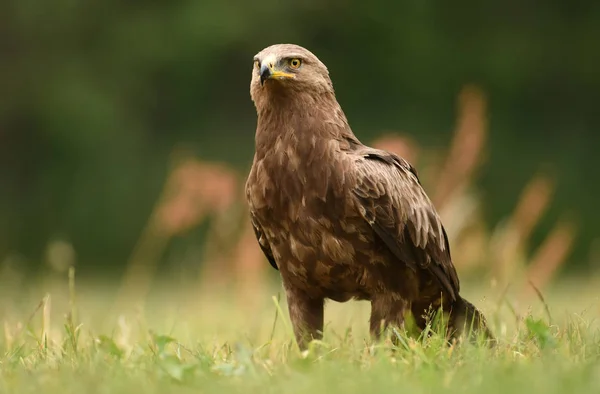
353;149;460;301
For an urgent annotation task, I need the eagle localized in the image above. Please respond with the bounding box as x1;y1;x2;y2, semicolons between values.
245;44;492;349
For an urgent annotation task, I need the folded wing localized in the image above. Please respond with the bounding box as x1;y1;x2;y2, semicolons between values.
352;149;460;301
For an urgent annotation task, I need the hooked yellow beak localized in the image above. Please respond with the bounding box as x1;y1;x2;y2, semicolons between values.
260;63;295;86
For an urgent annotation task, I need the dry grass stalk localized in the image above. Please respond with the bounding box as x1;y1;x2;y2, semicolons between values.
512;176;554;243
42;293;51;348
115;157;238;312
230;214;273;308
491;175;554;284
521;219;576;299
433;85;487;209
371;133;420;164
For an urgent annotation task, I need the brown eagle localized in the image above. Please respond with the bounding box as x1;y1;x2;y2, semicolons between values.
245;44;492;349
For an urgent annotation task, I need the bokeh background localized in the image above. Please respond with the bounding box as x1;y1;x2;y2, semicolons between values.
1;1;599;308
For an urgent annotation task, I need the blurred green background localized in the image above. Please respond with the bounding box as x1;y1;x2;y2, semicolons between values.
1;1;598;280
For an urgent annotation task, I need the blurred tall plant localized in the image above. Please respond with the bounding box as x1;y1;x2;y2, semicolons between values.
112;85;577;313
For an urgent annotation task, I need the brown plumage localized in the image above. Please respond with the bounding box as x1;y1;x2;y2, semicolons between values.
245;43;492;349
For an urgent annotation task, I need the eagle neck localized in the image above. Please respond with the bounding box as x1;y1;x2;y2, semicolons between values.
254;91;354;160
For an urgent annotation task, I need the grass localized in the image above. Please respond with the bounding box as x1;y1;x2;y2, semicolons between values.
0;272;599;394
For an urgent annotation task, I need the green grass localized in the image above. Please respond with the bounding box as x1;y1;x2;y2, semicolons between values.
0;274;599;394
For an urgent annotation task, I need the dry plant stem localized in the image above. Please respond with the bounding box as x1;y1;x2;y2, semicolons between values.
521;220;576;300
433;85;487;209
492;175;555;284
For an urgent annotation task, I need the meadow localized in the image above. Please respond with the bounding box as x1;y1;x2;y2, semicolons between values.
0;271;598;394
1;85;597;393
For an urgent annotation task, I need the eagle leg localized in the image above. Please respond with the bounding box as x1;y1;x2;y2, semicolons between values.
284;286;324;350
369;295;409;343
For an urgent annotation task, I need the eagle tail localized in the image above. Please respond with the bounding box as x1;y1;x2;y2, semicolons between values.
450;296;495;345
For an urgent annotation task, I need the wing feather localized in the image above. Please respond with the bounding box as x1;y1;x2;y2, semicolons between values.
352;149;460;300
249;213;278;270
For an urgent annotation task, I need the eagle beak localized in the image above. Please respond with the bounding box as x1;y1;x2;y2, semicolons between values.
260;63;295;86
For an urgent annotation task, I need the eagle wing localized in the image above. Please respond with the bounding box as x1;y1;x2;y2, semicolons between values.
352;148;460;300
249;213;278;270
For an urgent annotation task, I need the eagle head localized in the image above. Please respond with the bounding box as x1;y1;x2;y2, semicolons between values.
250;44;334;109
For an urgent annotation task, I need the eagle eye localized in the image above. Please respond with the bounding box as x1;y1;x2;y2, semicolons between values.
288;58;301;69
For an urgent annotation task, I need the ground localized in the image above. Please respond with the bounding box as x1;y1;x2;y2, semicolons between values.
0;274;598;394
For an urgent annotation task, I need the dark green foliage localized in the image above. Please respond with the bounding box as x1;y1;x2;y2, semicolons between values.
0;1;598;274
